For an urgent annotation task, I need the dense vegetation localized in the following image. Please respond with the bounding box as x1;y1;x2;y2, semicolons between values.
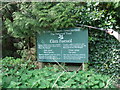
1;2;120;88
2;57;115;88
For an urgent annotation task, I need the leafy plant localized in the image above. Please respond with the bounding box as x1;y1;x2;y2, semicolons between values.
2;2;120;82
1;57;36;70
2;67;115;88
88;29;120;76
1;57;115;88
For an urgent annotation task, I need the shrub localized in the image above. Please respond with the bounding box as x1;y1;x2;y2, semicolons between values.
2;67;115;88
1;57;36;70
89;30;120;76
1;57;115;88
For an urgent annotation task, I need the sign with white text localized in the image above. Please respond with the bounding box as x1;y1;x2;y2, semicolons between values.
37;28;88;63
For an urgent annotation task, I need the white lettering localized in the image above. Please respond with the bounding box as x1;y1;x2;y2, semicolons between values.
50;39;58;43
59;39;72;43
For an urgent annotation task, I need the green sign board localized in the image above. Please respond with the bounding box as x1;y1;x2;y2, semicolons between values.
37;28;88;63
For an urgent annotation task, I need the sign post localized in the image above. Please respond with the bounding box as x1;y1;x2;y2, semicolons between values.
37;28;88;63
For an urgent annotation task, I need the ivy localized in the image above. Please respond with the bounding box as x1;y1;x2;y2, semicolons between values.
89;30;120;76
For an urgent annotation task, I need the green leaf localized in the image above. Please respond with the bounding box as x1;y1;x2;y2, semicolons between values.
99;82;105;88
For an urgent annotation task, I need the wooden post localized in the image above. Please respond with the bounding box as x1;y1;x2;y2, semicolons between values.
82;63;84;70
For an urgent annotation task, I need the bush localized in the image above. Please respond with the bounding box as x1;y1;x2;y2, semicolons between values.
1;57;115;88
89;30;120;76
2;57;23;68
1;57;36;70
2;67;115;88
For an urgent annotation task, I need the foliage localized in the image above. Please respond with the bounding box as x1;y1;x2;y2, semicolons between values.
1;57;115;88
2;57;23;67
2;2;21;58
1;57;36;70
88;2;120;77
4;2;106;38
88;31;120;83
2;2;120;78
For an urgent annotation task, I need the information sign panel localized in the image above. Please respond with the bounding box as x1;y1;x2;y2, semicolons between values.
37;28;88;63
